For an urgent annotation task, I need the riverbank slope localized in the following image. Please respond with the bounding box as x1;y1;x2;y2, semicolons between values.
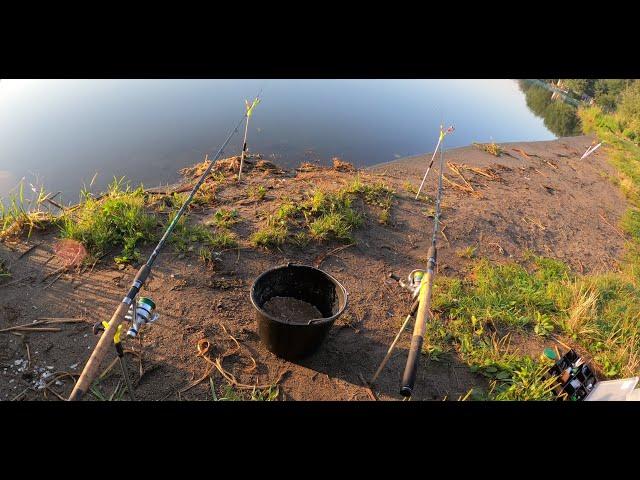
0;134;628;401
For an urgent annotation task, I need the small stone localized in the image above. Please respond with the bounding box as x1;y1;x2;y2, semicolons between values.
69;363;78;369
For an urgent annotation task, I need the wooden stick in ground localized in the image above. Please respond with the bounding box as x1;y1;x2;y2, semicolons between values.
0;326;62;333
37;318;86;323
18;242;42;259
0;318;85;333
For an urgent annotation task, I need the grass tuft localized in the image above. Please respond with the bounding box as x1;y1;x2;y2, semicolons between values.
208;208;240;229
247;185;267;201
60;178;156;264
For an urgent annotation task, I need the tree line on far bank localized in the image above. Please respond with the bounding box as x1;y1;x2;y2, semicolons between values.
518;79;640;142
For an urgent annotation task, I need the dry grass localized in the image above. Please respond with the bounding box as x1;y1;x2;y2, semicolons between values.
563;281;599;339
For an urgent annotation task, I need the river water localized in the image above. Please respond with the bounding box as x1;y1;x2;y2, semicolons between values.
0;79;556;201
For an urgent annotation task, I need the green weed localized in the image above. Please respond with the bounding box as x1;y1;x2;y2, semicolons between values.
60;178;156;264
457;246;477;259
247;185;267;201
250;222;287;248
0;181;57;239
169;213;237;254
209;208;240;229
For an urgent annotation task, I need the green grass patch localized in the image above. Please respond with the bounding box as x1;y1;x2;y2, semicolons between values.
250;222;287;248
302;189;363;242
430;250;640;398
247;185;267;201
191;181;217;207
403;181;431;203
60;178;157;264
168;213;237;254
210;381;279;401
345;176;395;224
249;176;394;248
90;382;128;401
208;208;240;229
1;181;58;240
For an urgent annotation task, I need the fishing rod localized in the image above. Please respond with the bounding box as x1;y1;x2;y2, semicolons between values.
400;124;450;398
68;86;266;401
415;126;454;199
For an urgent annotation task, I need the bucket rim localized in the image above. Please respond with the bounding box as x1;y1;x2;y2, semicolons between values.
250;263;348;326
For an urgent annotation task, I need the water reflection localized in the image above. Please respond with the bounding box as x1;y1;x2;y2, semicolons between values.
0;79;557;200
518;80;582;137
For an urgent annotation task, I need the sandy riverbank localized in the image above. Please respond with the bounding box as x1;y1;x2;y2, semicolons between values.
0;134;627;401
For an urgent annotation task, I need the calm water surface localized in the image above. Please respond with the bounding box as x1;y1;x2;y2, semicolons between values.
0;79;556;200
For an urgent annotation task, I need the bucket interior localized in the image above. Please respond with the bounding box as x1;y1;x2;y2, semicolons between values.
252;264;346;321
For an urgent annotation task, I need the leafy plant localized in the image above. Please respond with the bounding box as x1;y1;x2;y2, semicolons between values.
533;311;554;337
209;208;240;229
60;178;156;264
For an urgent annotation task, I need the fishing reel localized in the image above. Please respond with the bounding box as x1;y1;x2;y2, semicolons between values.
389;269;426;299
125;297;160;338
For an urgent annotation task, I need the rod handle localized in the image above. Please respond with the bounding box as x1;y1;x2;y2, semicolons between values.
399;245;436;398
400;335;423;397
68;301;130;401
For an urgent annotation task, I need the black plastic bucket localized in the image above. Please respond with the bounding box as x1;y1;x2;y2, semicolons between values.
250;263;348;360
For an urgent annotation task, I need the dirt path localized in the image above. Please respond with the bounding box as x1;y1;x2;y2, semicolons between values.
0;135;627;401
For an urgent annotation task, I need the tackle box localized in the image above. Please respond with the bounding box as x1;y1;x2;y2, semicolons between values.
547;349;598;401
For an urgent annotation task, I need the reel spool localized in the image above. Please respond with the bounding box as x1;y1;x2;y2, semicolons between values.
400;269;426;299
126;297;159;338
